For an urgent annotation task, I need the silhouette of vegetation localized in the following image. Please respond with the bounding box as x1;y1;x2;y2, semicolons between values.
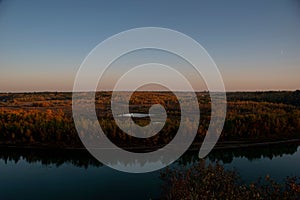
161;161;300;200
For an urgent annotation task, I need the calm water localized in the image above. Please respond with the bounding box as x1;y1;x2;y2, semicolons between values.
0;143;299;200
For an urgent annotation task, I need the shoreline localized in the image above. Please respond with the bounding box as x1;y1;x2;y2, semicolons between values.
0;138;299;152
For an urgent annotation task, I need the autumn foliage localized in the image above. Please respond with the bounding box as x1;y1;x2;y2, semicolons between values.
0;91;299;148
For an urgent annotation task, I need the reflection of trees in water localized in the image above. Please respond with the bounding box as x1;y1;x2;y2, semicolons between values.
177;142;299;166
0;142;298;168
0;148;102;169
208;143;299;164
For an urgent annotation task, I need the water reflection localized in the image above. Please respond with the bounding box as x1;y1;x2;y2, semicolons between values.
208;142;300;164
0;147;102;168
0;142;299;199
174;142;299;166
0;141;299;168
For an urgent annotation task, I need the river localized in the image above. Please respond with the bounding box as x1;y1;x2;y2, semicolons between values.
0;142;299;199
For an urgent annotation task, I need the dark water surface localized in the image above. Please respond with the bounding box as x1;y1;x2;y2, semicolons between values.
0;142;299;200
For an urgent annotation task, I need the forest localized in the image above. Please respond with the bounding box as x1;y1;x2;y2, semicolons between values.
0;91;299;149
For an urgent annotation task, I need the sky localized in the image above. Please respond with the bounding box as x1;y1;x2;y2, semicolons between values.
0;0;299;92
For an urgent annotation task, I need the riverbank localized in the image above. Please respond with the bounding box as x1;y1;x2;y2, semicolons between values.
1;138;299;152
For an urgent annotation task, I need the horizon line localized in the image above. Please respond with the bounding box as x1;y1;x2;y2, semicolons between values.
0;89;299;94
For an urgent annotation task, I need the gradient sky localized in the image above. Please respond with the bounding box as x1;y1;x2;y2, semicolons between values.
0;0;299;92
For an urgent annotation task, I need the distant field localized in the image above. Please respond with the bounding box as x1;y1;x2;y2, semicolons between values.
0;91;299;149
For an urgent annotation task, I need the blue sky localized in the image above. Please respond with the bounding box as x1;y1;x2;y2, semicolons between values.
0;0;299;92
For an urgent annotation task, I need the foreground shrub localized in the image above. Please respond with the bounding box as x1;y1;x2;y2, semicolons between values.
160;161;300;200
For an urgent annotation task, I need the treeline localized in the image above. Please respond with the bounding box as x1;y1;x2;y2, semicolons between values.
227;90;300;107
0;92;72;102
1;90;299;106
